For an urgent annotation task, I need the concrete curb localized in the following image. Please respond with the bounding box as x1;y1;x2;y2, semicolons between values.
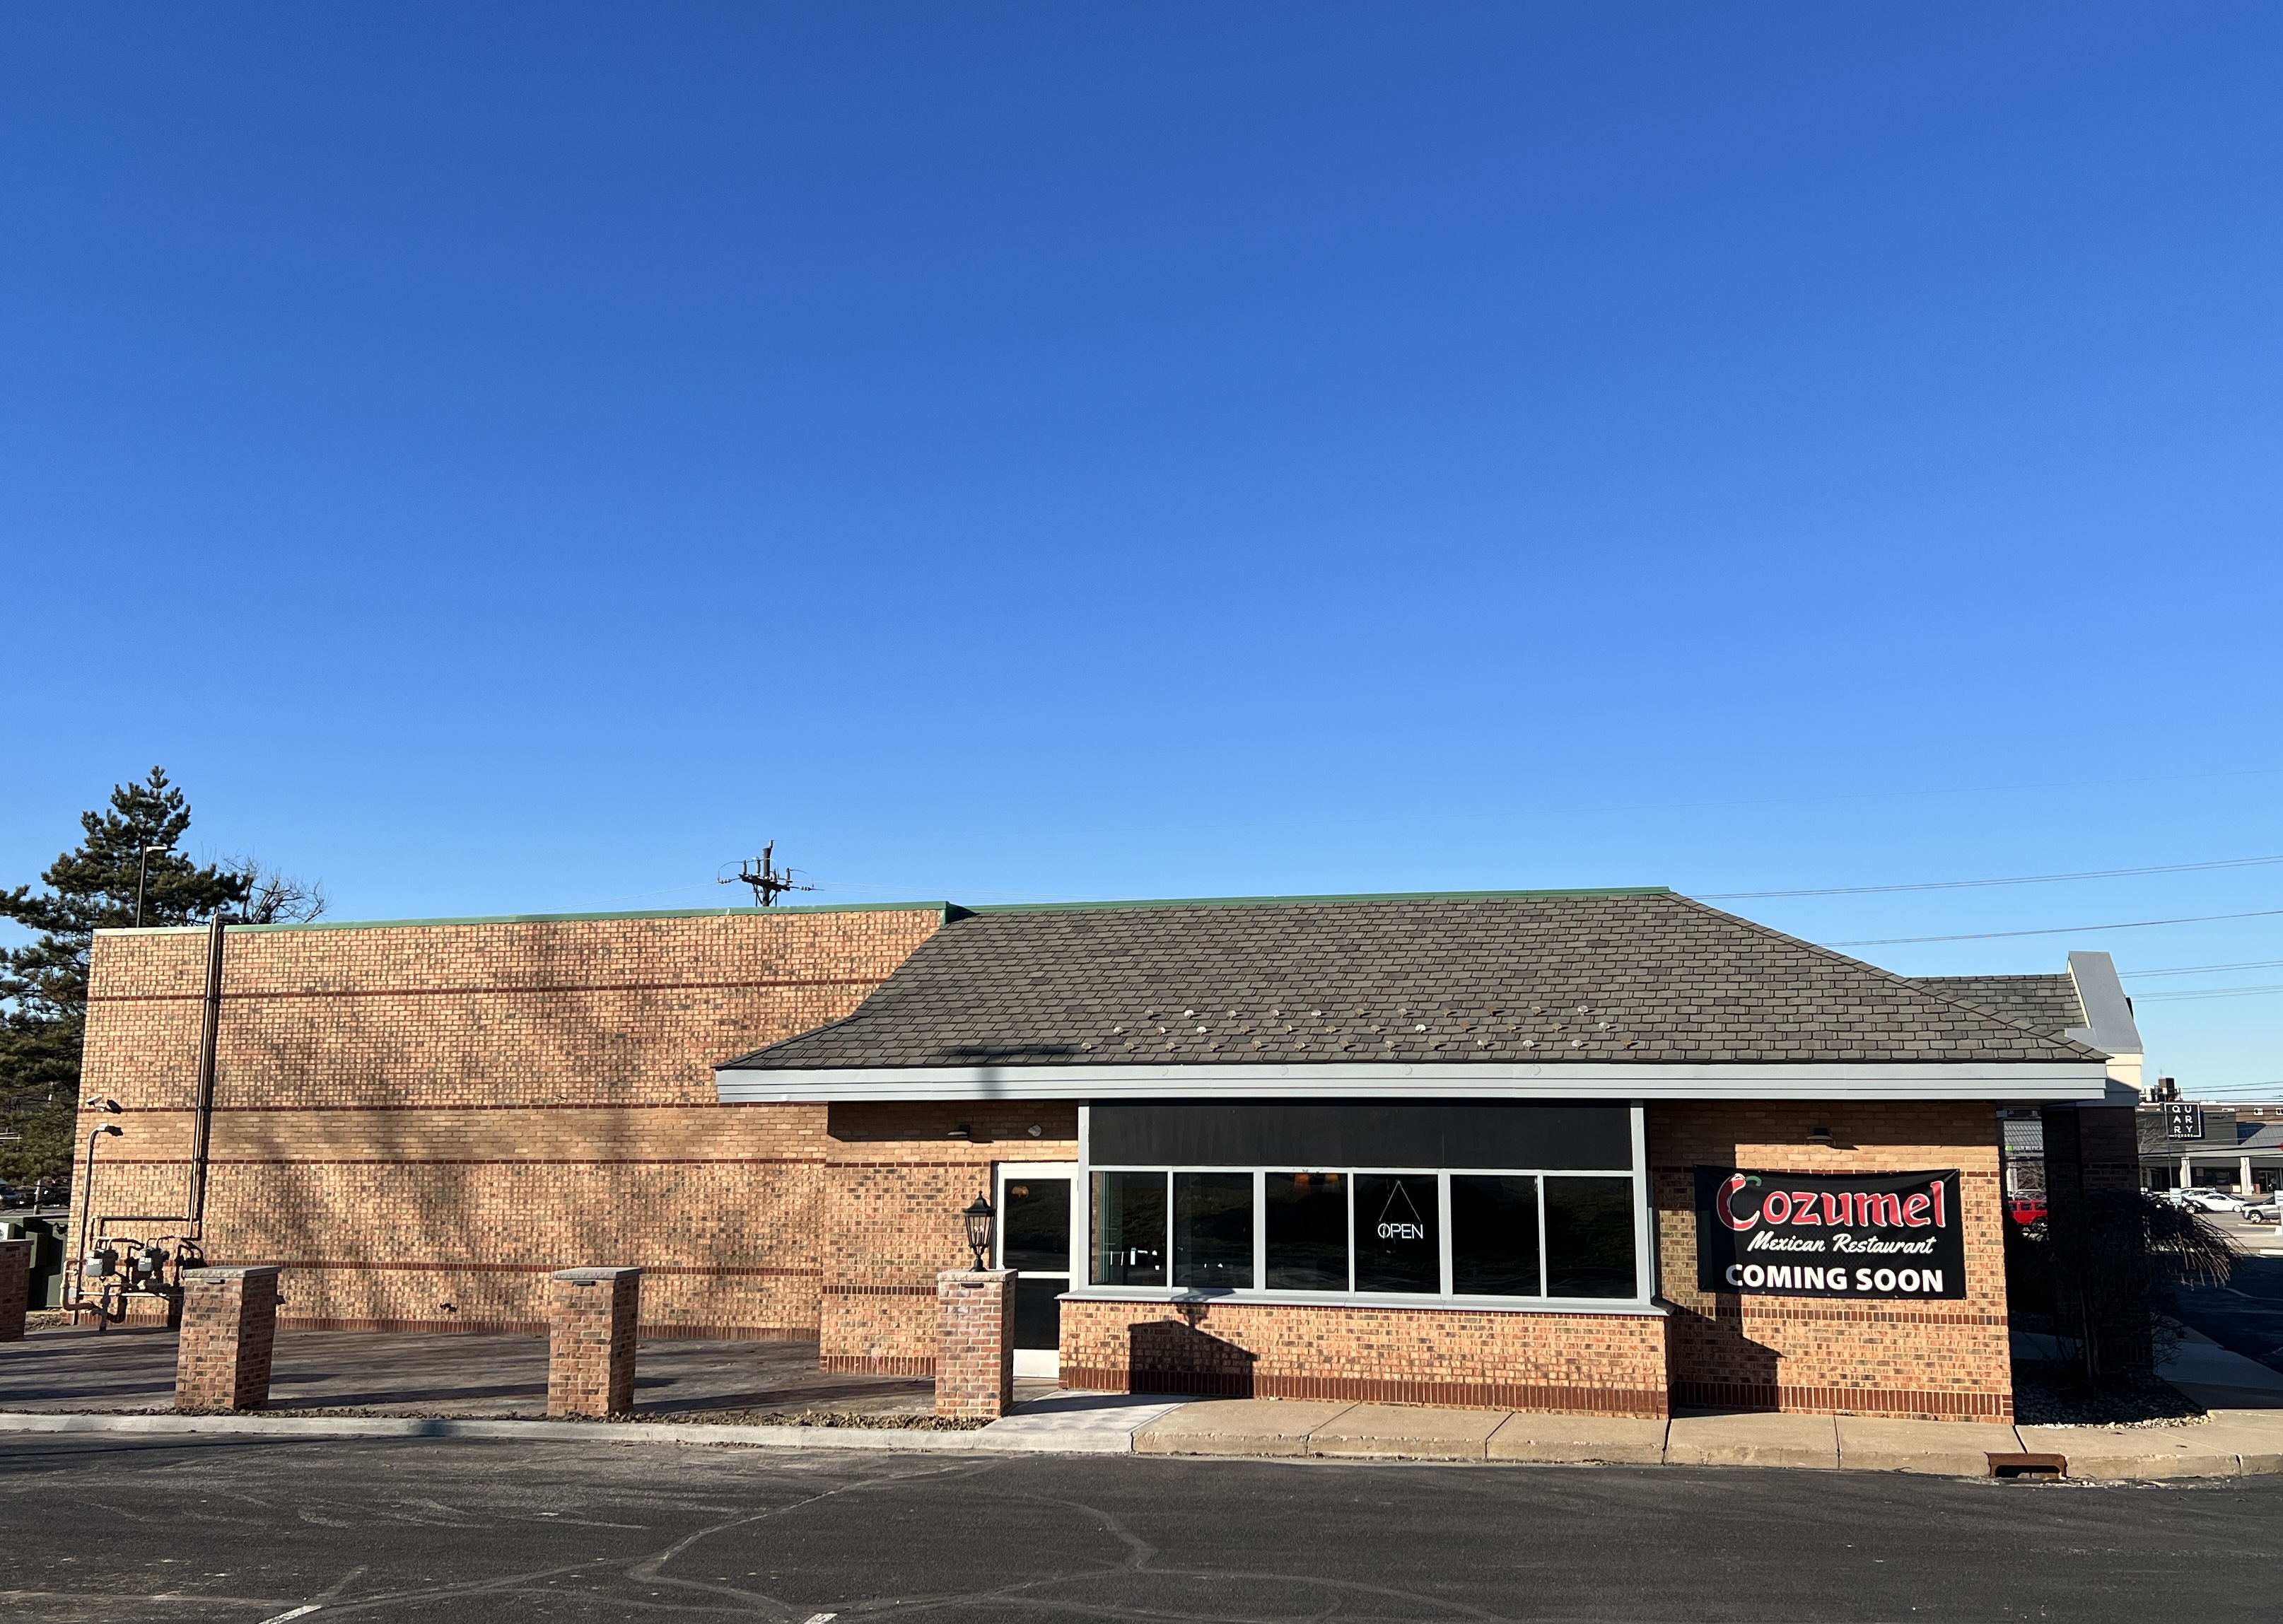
0;1411;1107;1453
6;1405;2280;1478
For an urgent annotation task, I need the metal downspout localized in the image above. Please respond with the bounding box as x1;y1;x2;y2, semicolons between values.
188;911;226;1235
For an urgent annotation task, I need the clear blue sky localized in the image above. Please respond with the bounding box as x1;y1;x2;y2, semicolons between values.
4;7;2278;1090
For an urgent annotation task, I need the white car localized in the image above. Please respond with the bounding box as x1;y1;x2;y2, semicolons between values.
2178;1189;2246;1213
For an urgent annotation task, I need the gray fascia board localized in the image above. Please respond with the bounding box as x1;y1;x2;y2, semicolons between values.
2067;950;2144;1060
714;1060;2112;1105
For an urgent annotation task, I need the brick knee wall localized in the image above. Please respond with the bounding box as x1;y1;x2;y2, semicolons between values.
175;1266;280;1411
0;1239;30;1342
935;1270;1016;1419
549;1267;641;1418
1060;1297;1671;1416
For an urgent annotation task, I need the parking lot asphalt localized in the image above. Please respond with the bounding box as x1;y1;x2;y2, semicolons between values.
2175;1251;2283;1377
4;1433;2281;1623
0;1328;935;1419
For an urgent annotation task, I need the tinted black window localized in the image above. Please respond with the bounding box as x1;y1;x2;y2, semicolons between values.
1354;1174;1438;1292
1173;1172;1253;1290
1452;1174;1541;1296
1265;1172;1348;1290
1545;1176;1636;1298
1091;1103;1630;1170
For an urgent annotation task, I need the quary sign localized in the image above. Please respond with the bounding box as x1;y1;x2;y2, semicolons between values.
1694;1167;1966;1300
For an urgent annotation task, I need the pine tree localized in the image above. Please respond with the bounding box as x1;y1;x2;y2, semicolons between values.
0;769;250;1185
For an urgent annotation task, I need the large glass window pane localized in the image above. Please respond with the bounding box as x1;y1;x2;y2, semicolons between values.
1265;1172;1348;1289
1092;1171;1166;1285
1544;1176;1637;1298
1173;1172;1254;1290
1002;1176;1070;1273
1452;1174;1541;1296
1354;1173;1440;1293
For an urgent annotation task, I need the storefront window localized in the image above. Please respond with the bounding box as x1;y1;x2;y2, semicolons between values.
1544;1176;1637;1298
1265;1172;1348;1289
1354;1174;1440;1292
1092;1170;1167;1285
1173;1172;1254;1289
1085;1104;1645;1303
1451;1174;1541;1296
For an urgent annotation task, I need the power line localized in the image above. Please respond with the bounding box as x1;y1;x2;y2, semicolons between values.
1701;852;2283;901
1825;906;2283;947
2136;983;2283;1003
2121;957;2283;979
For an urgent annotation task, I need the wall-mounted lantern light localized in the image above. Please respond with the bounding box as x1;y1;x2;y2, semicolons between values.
1807;1125;1835;1147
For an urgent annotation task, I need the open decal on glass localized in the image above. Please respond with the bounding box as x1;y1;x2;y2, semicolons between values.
1694;1167;1966;1300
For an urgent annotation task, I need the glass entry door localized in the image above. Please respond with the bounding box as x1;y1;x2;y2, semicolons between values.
995;1162;1075;1379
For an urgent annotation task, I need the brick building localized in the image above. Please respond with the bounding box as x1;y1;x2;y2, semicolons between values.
76;887;2134;1422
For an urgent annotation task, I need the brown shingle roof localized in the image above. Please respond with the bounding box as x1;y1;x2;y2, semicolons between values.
723;890;2103;1071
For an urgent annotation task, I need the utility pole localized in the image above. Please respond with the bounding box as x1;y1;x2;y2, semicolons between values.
725;843;815;907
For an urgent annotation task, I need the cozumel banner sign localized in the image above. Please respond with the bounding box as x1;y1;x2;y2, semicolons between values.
1694;1167;1966;1300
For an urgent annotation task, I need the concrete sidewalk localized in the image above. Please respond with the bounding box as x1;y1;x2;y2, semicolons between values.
1131;1397;2283;1478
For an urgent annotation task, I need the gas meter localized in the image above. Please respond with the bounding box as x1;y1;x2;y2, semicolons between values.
84;1242;119;1278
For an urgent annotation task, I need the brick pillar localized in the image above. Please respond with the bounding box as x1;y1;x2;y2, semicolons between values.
174;1266;281;1412
0;1237;31;1342
548;1266;641;1418
935;1268;1017;1420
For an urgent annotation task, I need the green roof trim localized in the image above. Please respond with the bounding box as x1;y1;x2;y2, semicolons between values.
93;901;959;936
90;887;1672;937
962;886;1670;915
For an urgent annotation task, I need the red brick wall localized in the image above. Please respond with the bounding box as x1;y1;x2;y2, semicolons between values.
1061;1297;1671;1417
78;906;943;1335
1649;1100;2012;1421
819;1102;1079;1372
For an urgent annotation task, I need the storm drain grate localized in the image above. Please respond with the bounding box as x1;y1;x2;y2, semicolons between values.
1987;1451;2067;1480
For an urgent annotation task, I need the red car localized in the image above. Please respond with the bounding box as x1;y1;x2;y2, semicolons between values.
2006;1196;2048;1227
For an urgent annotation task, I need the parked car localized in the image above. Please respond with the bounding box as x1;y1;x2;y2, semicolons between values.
0;1179;28;1210
2179;1189;2247;1213
2238;1200;2280;1225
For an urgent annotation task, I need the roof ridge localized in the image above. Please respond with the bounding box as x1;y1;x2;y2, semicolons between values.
964;887;1670;914
1669;896;2110;1061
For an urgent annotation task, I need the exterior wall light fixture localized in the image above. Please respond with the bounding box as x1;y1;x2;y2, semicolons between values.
962;1194;995;1271
1808;1125;1835;1147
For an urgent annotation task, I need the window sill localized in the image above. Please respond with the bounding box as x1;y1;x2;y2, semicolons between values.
1058;1287;1667;1316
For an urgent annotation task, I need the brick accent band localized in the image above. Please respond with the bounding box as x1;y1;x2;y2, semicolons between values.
266;1261;819;1278
1673;1381;2015;1419
89;974;891;1005
822;1283;940;1297
277;1316;816;1341
822;1353;936;1377
1062;1366;1669;1418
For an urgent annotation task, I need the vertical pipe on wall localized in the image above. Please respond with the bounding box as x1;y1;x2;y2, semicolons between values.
187;911;226;1234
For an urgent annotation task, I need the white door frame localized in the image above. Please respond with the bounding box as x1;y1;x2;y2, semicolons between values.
995;1160;1078;1379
